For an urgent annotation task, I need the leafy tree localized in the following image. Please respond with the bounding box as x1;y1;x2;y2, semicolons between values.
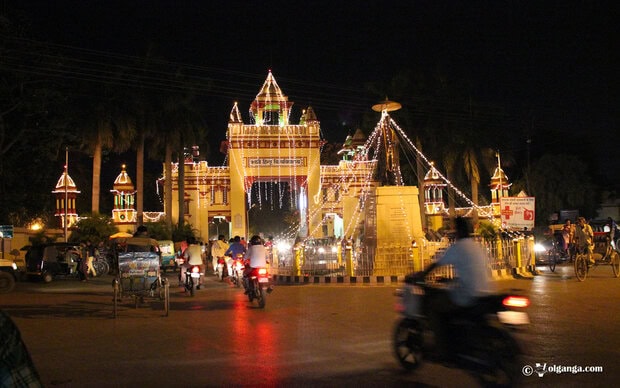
171;222;198;243
144;220;172;241
68;213;118;245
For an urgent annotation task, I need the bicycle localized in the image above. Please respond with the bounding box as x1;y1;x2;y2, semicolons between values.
546;242;561;272
545;238;569;272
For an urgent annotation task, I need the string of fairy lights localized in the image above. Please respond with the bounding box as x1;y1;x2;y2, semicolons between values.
389;116;496;221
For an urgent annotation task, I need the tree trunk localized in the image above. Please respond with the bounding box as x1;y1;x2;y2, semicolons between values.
165;142;173;232
136;132;145;225
91;136;102;214
177;141;185;229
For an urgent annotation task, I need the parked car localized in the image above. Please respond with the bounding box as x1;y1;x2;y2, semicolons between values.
25;243;83;282
0;257;18;293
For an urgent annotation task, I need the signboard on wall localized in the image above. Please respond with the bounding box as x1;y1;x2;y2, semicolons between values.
0;225;13;238
499;197;536;230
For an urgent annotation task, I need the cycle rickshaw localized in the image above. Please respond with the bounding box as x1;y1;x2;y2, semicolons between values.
112;237;170;317
574;231;620;281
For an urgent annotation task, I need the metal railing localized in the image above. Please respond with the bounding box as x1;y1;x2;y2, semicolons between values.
271;236;535;278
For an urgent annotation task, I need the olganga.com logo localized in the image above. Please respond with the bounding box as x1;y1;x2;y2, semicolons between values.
522;363;604;377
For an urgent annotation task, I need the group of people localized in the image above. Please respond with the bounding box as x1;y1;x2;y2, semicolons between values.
179;233;269;292
558;216;617;266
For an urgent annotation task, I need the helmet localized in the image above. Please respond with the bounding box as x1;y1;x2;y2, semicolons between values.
250;235;262;245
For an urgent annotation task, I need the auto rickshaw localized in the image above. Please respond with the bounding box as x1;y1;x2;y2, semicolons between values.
24;243;83;282
157;240;177;272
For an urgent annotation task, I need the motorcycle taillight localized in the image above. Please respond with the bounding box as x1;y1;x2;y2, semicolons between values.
191;266;201;274
258;268;268;276
502;295;530;308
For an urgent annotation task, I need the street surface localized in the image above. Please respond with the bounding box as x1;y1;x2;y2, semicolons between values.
1;263;619;387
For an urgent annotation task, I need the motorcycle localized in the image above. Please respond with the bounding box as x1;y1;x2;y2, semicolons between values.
177;257;201;297
393;272;530;387
216;256;227;281
244;267;272;308
230;256;245;288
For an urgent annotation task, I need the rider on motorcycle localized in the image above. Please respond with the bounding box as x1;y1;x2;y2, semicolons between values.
180;237;203;289
211;234;229;274
242;235;267;293
416;217;494;359
224;236;246;282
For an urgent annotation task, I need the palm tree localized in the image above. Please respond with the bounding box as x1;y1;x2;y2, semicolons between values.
82;102;134;214
153;80;206;231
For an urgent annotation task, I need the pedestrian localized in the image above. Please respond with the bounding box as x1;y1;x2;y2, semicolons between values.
133;225;148;237
561;219;574;255
78;242;89;281
606;217;618;250
85;240;97;278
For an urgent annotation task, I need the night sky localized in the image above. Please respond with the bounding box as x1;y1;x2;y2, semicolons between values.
5;0;617;184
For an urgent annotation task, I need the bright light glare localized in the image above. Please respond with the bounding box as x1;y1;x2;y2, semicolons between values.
331;246;338;253
534;243;546;253
277;242;291;252
318;247;326;254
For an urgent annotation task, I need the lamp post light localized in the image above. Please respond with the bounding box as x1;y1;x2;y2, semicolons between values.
246;203;257;238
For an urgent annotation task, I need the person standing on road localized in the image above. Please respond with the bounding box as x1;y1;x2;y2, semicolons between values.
211;235;229;274
561;219;574;255
85;240;97;278
574;217;595;265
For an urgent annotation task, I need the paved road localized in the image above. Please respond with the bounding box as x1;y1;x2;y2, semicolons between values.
1;264;619;387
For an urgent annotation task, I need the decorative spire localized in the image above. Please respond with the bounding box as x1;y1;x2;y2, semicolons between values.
229;101;242;123
250;70;294;125
424;162;446;186
52;166;80;194
112;164;135;192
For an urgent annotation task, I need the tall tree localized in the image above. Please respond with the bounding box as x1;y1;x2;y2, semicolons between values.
153;78;206;231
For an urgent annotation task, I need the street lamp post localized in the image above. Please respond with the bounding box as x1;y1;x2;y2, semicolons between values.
246;204;256;238
64;146;68;243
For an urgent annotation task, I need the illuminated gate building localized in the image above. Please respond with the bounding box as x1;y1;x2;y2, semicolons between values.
165;71;421;244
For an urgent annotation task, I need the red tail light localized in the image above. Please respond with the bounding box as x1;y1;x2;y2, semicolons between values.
191;266;201;274
503;296;530;308
258;268;268;276
178;258;185;265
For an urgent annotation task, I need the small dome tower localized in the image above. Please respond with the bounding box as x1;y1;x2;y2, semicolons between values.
52;165;80;229
111;165;137;227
